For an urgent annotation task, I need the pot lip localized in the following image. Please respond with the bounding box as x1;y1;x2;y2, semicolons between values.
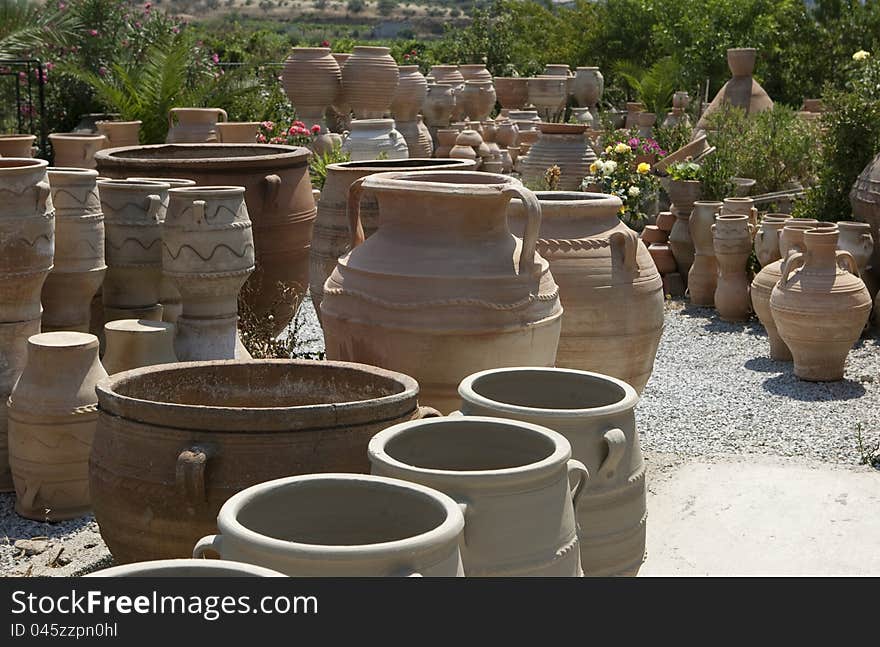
168;185;246;196
126;176;197;186
0;133;36;140
361;169;519;196
216;121;264;127
85;558;287;577
290;46;331;54
398;64;421;71
351;45;391;54
326;158;475;173
693;200;724;206
537;122;587;135
803;229;839;243
97;178;171;190
458;366;639;418
516;190;622;210
715;214;750;222
49;132;108;140
48;166;99;177
96;119;143;126
492;76;528;82
0;157;48;171
96;359;421;431
30;330;98;350
368;416;571;482
836;220;871;230
216;473;464;558
94;143;311;169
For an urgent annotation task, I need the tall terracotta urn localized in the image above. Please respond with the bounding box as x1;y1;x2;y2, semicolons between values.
281;47;342;132
0;134;36;157
665;179;702;283
459;80;497;122
519;123;596;191
163;186;255;361
41;168;106;333
507;192;664;393
851;150;880;279
493;78;529;111
341;119;409;162
321;171;563;413
528;77;568;122
102;319;176;374
712;214;754;322
8;331;107;520
341;46;399;119
166;108;227;144
391;65;427;121
754;214;792;267
572;67;603;120
837;221;876;297
96;120;142;147
49;133;107;169
688;201;722;306
771;229;871;380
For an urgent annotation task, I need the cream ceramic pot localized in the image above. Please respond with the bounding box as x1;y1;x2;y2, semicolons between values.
86;558;286;577
369;416;588;577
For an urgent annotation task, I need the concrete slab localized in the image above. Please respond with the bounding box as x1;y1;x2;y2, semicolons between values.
641;454;880;576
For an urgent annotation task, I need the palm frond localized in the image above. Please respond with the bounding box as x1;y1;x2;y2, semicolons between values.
0;0;80;60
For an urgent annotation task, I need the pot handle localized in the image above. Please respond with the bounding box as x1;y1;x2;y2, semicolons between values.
263;174;282;211
193;534;223;559
192;199;206;223
597;428;627;481
836;249;860;277
780;251;805;286
145;194;163;222
168;107;181;129
36;181;51;213
456;501;470;546
610;229;638;272
501;184;541;277
217;108;228;123
347;176;368;249
176;443;216;504
414;405;443;419
566;459;590;511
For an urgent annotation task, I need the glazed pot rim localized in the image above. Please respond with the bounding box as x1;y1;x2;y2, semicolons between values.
216;473;464;558
326;158;475;173
0;157;47;170
95;143;311;170
361;169;519;195
519;190;622;210
458;367;639;418
85;558;287;577
48;167;99;176
368;416;572;483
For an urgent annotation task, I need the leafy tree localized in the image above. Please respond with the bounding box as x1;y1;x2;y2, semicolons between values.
377;0;396;15
346;0;364;13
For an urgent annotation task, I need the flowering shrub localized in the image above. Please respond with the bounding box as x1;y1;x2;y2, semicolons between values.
258;120;322;146
586;133;660;223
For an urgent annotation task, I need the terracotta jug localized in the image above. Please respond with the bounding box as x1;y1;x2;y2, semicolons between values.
8;331;107;521
519;123;596;192
102;319;176;374
456;367;647;577
87;558;286;577
165;108;227;144
96;120;141;147
493;77;529;110
321;171;563;413
341;119;409;162
688;201;722;306
528;77;568;122
459;80;497;122
340;46;399;119
572;68;604;115
49;133;107;169
754;214;792;267
281;47;342;131
712;214;754;321
0;134;36;157
42;168;106;333
163;186;255;361
396;116;434;158
666;179;702;282
193;474;465;576
370;416;588;576
771;229;871;380
390;65;428;122
507;192;664;393
216;122;261;143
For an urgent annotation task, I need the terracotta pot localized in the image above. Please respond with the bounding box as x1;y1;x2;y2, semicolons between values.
655;210;675;232
712;214;754;322
193;473;463;576
851;150;880;278
429;66;466;120
636;112;657;138
42;168;106;333
96;120;141;147
836;221;874;275
673;91;690;110
281;47;342;130
340;46;399;119
542;64;572;77
665;180;702;283
519;123;596;191
390;65;427;122
507;192;663;392
216;122;261;143
460;64;492;82
754;218;790;267
697;48;773;129
396;116;434;158
648;243;676;274
95;144;315;334
49;133;107;169
771;229;871;380
0;320;41;493
722;196;758;230
163;186;255;361
688;201;722;306
456;367;647;576
493;78;529;110
459;80;496;121
321;171;563;413
102;319;176;374
423;83;456;133
166;108;227;144
370;416;587;576
8;331;107;520
433;129;459;158
728;48;757;77
341;119;408;162
91;359;440;562
0;134;36;157
87;558;286;577
624;102;645;129
570;107;594;127
528;77;568;122
641;225;666;244
572;67;604;110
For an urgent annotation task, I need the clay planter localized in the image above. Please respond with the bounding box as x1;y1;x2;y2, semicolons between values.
673;91;690;110
754;217;791;267
722;196;758;231
96;120;141;148
87;558;286;577
624;102;645;129
8;332;107;521
837;221;874;277
851;151;880;277
369;416;587;576
423;83;456;134
193;473;463;576
457;367;647;577
507;192;664;393
459;81;497;121
216;122;262;143
433;129;459;158
321;171;563;413
281;47;342;131
395;116;434;159
519;123;596;191
429;66;466;120
543;64;572;78
102;319;176;374
528;77;568;122
166;108;227;143
163;186;255;361
460;64;492;82
649;244;676;274
712;214;754;322
0;320;39;492
636;112;657;138
41;168;106;333
390;65;428;122
665;179;702;282
493;78;529;110
688;201;722;306
91;359;440;562
655;210;676;232
641;225;666;245
341;119;409;162
341;46;399;119
771;229;871;380
49;133;107;169
0;134;36;157
95;144;315;334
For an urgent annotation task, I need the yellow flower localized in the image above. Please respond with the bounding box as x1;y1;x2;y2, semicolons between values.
637;162;651;174
853;50;871;61
589;162;598;174
604;145;612;153
618;205;626;215
614;142;630;154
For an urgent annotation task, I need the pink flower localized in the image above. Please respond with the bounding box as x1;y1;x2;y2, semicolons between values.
311;124;321;134
45;62;54;71
89;29;99;36
18;71;26;80
172;27;179;34
321;40;330;47
212;53;220;64
256;133;267;143
262;121;275;129
134;21;142;29
98;66;107;77
145;2;152;8
58;2;66;9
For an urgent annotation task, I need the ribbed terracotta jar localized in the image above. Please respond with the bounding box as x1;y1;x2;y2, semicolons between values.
493;78;529;110
771;229;872;380
91;359;440;562
688;201;722;306
49;133;107;169
8;332;107;521
390;65;428;122
456;367;647;577
666;179;702;282
370;416;587;576
459;64;492;82
459;80;497;121
712;214;754;322
396;116;434;159
519;123;596;192
281;47;342;129
96;120;141;147
721;196;758;229
165;108;227;144
321;171;563;413
754;215;792;267
507;192;664;393
341;46;400;119
341;119;409;162
102;319;177;374
0;134;35;157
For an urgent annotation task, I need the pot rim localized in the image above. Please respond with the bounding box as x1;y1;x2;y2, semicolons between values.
85;558;287;577
168;185;246;196
360;169;519;196
48;167;99;177
95;143;311;171
836;221;871;230
49;132;107;139
326;158;475;173
97;178;171;190
351;45;391;54
519;190;622;210
0;133;36;140
96;120;143;126
458;366;639;419
126;176;196;186
0;157;48;171
216;473;464;559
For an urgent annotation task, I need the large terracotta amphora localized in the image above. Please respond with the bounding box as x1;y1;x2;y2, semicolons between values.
712;214;754;322
770;229;872;381
321;171;563;413
688;201;722;306
166;108;227;144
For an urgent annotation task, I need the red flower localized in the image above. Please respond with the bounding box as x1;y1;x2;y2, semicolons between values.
321;40;330;48
311;124;321;134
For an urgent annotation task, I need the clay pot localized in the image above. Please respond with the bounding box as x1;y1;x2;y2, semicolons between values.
456;367;647;577
528;77;568;122
166;108;227;144
666;180;702;282
837;221;874;275
87;558;286;577
0;134;36;157
572;67;604;111
697;48;773;129
722;196;758;230
370;416;587;576
641;225;666;244
459;80;497;121
754;217;791;267
648;243;676;274
673;91;690;110
728;47;758;77
655;210;676;232
216;122;261;143
8;331;107;521
570;108;594;127
429;66;465;120
460;64;492;82
636;112;657;138
519;123;596;191
771;229;871;380
42;168;106;332
688;201;722;306
281;47;342;130
49;133;107;169
193;473;464;576
624;102;645;129
851;150;880;277
321;171;563;413
507;192;664;393
712;214;754;322
395;116;434;158
0;320;40;492
91;359;441;562
102;319;176;374
390;65;427;121
340;46;399;119
542;64;572;78
95;144;316;334
493;78;529;110
423;83;456;134
96;120;141;147
341;119;408;162
433;129;459;158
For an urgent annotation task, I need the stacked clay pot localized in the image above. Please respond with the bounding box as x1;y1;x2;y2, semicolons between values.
321;171;563;413
697;48;773;130
572;67;604;120
341;46;399;119
688;201;723;305
712;214;754;322
42;168;106;333
341;119;409;162
771;229;871;380
433;129;459;158
281;47;342;132
665;179;702;284
49;133;107;169
423;83;457;139
0;134;36;157
166;108;227;143
493;78;529;111
8;331;106;520
391;66;432;157
527;77;568;122
519;123;596;191
96;120;141;148
0;158;55;492
102;319;177;375
459;64;492;82
643;211;679;295
459;80;497;122
508;192;664;393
